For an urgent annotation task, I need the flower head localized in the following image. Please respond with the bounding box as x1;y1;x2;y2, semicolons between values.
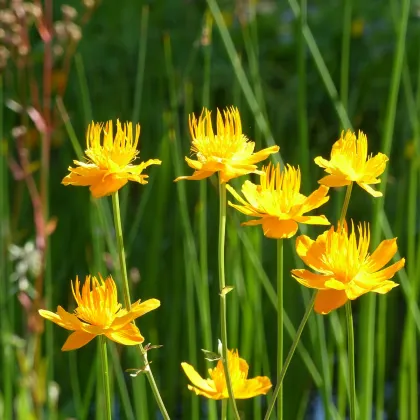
181;349;272;399
62;120;161;198
226;163;330;239
314;130;388;197
38;275;160;351
174;107;279;183
291;222;404;314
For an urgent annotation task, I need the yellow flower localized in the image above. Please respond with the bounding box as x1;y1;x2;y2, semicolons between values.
62;120;161;198
38;275;160;351
226;163;330;239
174;107;279;183
181;349;272;399
291;222;405;314
314;130;388;197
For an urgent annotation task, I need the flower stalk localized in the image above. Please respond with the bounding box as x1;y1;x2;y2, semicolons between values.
340;184;357;420
339;182;353;226
218;180;241;420
346;301;356;420
277;239;284;420
264;292;316;420
111;191;170;420
99;336;112;420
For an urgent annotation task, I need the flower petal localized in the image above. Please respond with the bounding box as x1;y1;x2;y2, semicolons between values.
187;385;223;399
367;259;405;283
184;157;203;170
318;174;350;188
295;234;328;272
112;298;160;328
314;289;348;314
90;175;128;198
324;278;348;290
295;215;331;226
244;145;279;164
357;182;382;198
62;330;96;351
174;170;215;182
298;185;330;214
261;217;298;239
106;323;144;345
181;362;217;395
233;376;272;399
38;308;77;331
365;238;398;272
291;269;329;289
371;280;399;294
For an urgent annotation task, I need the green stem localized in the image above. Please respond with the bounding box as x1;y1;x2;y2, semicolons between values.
277;239;284;420
111;191;170;420
346;302;357;420
218;180;240;420
222;399;228;420
339;183;353;226
99;336;112;420
264;292;316;420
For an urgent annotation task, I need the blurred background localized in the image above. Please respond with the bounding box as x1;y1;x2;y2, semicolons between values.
1;0;419;419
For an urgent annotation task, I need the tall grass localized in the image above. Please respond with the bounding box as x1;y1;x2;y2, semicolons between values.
1;1;419;419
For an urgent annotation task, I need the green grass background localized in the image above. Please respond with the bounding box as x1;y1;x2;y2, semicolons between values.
1;0;420;419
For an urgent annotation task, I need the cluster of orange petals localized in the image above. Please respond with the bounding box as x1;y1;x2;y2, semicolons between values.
227;163;330;239
62;120;161;198
39;275;160;351
174;107;279;183
53;112;403;406
181;349;272;400
315;130;388;197
291;222;404;314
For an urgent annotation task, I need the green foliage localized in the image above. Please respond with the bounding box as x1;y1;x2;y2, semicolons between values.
1;0;419;418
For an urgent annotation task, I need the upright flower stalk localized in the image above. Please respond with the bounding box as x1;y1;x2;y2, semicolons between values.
61;119;169;419
112;191;170;420
218;180;240;419
227;163;330;418
99;336;112;420
175;107;278;418
38;274;160;419
276;238;283;420
313;129;391;420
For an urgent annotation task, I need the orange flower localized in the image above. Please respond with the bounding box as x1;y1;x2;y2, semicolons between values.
62;120;161;198
174;107;279;183
226;163;330;239
181;349;272;399
291;222;405;314
314;130;388;197
38;275;160;351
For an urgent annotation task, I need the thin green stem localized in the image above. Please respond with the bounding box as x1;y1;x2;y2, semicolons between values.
346;302;357;420
99;336;112;420
277;239;284;420
218;180;240;419
340;0;352;114
222;399;228;420
111;191;170;420
264;292;316;420
296;0;310;189
339;183;353;226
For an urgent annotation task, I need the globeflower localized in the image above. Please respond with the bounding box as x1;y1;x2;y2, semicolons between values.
226;163;330;239
291;222;405;314
314;130;388;197
181;349;272;399
174;107;279;183
62;120;161;198
38;275;160;350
